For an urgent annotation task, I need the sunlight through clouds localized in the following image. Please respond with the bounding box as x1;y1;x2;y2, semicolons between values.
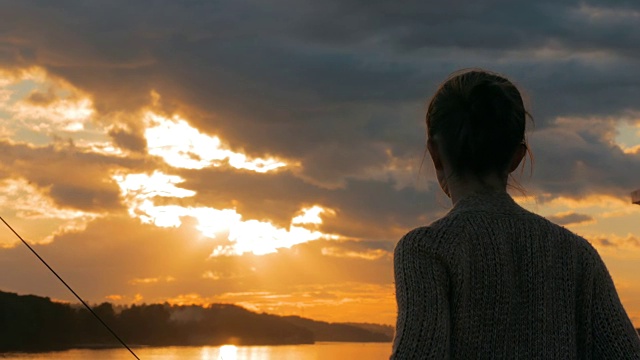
12;97;93;132
144;112;289;172
614;120;640;154
0;68;94;135
292;205;335;225
113;171;339;256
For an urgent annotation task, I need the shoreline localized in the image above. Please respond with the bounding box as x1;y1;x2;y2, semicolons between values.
0;341;394;355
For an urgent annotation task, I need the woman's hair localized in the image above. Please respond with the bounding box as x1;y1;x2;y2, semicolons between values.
426;69;531;179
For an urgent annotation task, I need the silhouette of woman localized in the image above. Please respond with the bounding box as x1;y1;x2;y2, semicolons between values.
391;69;640;359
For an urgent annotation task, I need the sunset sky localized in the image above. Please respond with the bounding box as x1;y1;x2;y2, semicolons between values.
0;1;639;328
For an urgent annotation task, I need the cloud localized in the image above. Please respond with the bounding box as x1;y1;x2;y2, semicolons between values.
0;140;146;212
0;1;637;257
546;212;595;226
0;1;638;197
108;127;147;153
142;112;290;172
0;0;638;197
527;116;640;198
321;247;390;261
589;234;640;250
129;276;175;285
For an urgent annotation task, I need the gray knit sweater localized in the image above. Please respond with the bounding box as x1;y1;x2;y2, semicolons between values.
391;191;640;359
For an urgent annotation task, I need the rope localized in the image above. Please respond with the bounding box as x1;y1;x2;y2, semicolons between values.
0;216;140;359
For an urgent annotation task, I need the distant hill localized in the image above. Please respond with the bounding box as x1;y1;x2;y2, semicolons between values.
344;322;395;339
283;316;392;342
0;290;391;353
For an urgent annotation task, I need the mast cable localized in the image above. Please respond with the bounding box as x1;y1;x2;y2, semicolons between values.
0;216;140;360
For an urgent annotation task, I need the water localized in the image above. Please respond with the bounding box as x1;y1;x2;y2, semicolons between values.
1;342;392;360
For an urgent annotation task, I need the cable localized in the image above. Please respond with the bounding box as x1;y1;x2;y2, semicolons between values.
0;216;140;360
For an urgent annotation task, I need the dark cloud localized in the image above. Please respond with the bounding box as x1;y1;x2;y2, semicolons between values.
589;235;640;249
0;1;639;225
25;87;58;106
108;127;147;153
546;212;594;226
0;140;149;212
2;0;640;193
528;121;640;198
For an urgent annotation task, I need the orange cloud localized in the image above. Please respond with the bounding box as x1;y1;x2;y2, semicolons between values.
129;276;176;285
321;247;390;260
546;211;595;226
105;294;123;301
589;234;640;251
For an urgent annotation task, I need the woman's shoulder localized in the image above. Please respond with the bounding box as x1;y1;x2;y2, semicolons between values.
514;209;606;265
395;215;464;255
397;203;599;259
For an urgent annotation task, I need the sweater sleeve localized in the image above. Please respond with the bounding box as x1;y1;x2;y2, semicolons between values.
391;230;451;359
589;254;640;358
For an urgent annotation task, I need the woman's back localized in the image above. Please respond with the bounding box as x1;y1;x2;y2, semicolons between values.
391;69;640;359
391;191;640;359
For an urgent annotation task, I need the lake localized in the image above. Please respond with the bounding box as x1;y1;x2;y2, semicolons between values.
1;342;392;359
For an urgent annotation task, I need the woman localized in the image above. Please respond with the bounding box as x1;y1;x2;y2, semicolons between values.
391;69;640;359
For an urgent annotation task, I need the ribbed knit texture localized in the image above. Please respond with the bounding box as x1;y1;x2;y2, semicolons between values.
391;191;640;359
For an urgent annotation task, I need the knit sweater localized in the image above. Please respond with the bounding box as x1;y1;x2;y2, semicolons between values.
391;191;640;359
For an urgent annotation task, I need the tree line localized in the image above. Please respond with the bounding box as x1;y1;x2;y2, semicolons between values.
0;290;391;352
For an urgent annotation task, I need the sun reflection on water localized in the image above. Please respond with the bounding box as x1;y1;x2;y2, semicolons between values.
218;344;238;360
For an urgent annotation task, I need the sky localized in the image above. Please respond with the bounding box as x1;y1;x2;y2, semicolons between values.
0;0;639;327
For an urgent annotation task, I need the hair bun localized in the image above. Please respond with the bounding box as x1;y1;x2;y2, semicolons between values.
468;81;505;126
426;70;527;177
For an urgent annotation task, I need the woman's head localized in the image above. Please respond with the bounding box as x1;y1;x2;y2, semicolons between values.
426;69;530;194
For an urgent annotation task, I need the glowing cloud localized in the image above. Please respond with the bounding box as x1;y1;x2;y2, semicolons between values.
113;171;196;226
292;205;333;225
129;276;176;285
113;172;339;255
0;69;95;134
144;112;288;172
0;178;100;244
321;247;390;260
